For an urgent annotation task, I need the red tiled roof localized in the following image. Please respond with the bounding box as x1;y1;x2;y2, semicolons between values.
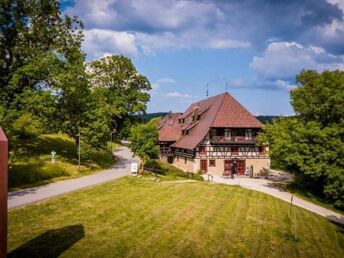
158;113;182;141
211;93;263;128
160;92;263;150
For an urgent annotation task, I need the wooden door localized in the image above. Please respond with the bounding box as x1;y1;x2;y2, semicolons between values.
224;160;231;175
200;159;207;173
224;160;245;175
237;160;246;175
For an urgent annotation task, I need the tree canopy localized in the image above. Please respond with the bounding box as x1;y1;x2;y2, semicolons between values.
0;0;151;148
129;118;160;173
260;70;344;208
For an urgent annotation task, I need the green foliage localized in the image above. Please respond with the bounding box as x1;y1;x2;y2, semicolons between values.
88;55;151;116
8;133;115;189
0;1;151;149
12;113;42;139
260;70;344;209
129;119;160;171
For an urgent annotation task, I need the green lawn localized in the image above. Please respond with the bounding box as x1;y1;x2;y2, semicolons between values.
8;177;344;257
9;133;117;190
144;159;204;181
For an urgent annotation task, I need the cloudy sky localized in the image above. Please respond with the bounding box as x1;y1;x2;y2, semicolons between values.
61;0;344;115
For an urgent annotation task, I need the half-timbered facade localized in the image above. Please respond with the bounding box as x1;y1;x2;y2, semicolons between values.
158;92;270;176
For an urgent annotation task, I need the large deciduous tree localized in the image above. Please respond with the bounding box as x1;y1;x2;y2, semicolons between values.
259;70;344;208
0;0;89;143
86;55;151;145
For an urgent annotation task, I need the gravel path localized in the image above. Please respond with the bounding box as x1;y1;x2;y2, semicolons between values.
204;170;344;224
8;145;138;209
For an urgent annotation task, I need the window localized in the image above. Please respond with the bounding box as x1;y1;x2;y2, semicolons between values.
199;146;206;154
259;146;266;153
232;129;245;136
209;159;216;167
231;146;238;154
184;157;187;164
182;130;189;135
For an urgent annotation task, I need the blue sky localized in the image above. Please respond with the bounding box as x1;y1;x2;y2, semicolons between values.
60;0;344;115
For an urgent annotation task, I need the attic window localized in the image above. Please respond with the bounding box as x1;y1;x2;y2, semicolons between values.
182;130;189;135
192;115;201;122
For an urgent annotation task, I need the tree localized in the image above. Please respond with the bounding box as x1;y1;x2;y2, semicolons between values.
0;0;89;144
259;70;344;208
88;55;151;127
129;119;160;173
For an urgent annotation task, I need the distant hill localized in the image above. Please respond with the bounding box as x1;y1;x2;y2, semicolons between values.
141;112;169;122
143;113;281;124
255;115;281;124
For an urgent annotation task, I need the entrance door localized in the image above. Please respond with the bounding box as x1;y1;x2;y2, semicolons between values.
237;160;246;175
200;159;207;174
167;156;174;164
224;160;231;175
224;160;246;175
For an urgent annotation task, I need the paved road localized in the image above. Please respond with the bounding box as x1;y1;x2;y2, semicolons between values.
8;145;138;209
204;171;344;224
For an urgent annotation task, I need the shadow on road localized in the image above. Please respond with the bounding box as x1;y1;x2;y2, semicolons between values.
8;224;85;258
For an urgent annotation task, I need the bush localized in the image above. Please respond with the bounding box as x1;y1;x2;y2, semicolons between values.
12;113;42;139
145;159;166;175
9;158;69;188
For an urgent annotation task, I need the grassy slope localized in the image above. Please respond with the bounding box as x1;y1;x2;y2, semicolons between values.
8;177;344;257
9;133;116;190
144;160;204;181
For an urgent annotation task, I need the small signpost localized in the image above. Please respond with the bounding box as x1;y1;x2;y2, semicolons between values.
131;163;138;175
51;150;56;164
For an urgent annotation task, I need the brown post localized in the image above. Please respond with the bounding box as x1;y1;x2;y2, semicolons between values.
0;127;8;258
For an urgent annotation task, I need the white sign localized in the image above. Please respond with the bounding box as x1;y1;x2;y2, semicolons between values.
131;163;138;173
51;150;56;164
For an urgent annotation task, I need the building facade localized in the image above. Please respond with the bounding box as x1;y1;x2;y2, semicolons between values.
157;92;270;177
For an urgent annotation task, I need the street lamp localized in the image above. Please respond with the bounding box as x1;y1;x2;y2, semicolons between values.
78;131;84;170
109;129;116;155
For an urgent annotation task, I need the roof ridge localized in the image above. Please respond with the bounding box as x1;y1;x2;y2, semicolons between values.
209;93;227;127
225;93;262;125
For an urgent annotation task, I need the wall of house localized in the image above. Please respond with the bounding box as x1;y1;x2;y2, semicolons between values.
193;157;270;176
245;158;270;176
172;155;195;172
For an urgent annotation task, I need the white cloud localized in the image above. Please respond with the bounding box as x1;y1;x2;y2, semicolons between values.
228;79;248;88
64;0;344;59
151;78;176;92
156;78;176;84
164;91;193;98
250;41;344;80
83;29;138;60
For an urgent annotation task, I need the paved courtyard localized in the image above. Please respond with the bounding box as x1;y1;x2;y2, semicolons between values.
204;170;344;224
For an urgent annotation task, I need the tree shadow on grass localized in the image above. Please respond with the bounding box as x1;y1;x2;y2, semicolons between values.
8;224;85;258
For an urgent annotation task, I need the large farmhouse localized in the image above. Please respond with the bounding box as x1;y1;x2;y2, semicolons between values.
157;92;270;176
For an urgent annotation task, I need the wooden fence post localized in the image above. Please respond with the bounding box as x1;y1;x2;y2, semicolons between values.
0;127;8;258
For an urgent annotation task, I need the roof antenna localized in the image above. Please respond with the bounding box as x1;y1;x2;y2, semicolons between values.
225;81;228;92
206;84;209;98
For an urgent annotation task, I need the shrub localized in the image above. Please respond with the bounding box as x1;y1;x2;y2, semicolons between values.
12;113;42;139
9;158;69;188
145;159;166;175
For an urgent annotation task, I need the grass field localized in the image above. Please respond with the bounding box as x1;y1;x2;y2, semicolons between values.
144;159;204;181
8;177;344;257
9;133;116;190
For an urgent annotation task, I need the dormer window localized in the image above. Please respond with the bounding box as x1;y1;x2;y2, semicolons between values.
182;130;189;135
